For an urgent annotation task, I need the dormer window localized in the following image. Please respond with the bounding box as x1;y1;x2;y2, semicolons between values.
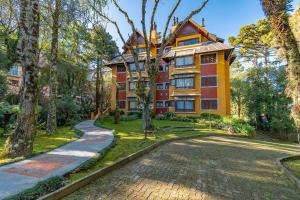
177;38;199;46
134;47;146;53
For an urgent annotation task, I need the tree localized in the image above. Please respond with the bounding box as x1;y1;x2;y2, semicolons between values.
85;25;118;116
260;0;300;128
5;0;40;158
46;0;61;134
92;0;209;137
0;0;19;69
229;19;274;67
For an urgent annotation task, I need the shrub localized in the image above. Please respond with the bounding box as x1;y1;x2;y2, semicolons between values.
56;96;82;126
221;117;256;138
0;102;19;128
200;113;222;120
109;109;125;116
5;176;65;200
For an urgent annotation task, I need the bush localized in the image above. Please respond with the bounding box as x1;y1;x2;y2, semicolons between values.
56;96;82;126
156;111;255;138
109;109;125;116
200;113;222;120
0;102;19;128
269;112;297;140
221;117;256;138
5;176;65;200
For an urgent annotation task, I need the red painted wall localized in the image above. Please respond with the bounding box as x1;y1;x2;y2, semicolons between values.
201;64;217;75
118;91;126;100
117;72;126;82
156;71;169;83
156;108;168;114
156;90;169;100
201;87;217;98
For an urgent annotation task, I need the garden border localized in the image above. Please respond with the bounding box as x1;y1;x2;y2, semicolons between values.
276;155;300;189
39;133;247;200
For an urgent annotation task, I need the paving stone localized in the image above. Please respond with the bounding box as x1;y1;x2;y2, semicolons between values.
65;136;300;200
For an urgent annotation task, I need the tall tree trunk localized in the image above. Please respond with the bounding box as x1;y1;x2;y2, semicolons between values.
5;0;40;158
47;0;61;134
261;0;300;128
99;57;104;114
142;71;156;138
95;55;101;113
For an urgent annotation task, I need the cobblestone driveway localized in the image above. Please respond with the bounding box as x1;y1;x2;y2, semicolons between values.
65;136;300;200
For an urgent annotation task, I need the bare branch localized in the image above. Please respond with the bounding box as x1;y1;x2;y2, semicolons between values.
141;0;150;73
111;0;142;76
154;0;181;67
156;0;209;67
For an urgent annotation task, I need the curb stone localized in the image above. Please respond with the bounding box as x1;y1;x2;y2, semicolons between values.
276;155;300;189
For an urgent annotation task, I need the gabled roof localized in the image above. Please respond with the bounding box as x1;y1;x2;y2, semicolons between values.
163;41;233;59
170;19;224;43
163;41;235;64
106;53;153;65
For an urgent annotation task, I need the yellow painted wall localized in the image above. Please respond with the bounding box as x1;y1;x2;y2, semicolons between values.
216;51;227;116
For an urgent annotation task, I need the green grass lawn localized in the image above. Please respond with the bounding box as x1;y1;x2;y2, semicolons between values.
68;117;225;181
284;159;300;179
0;126;81;165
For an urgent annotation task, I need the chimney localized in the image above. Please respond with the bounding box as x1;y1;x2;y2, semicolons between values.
171;16;179;33
201;18;205;28
151;22;158;44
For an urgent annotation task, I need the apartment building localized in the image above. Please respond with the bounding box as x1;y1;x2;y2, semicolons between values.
107;18;235;116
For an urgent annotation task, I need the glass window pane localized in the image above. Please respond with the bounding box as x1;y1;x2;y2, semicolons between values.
201;76;217;87
201;54;216;64
130;63;136;71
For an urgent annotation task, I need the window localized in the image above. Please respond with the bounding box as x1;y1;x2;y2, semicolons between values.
175;78;194;89
175;100;195;112
129;101;138;111
156;84;164;90
201;99;218;110
165;83;169;89
117;65;126;72
8;67;20;76
134;48;146;53
9;80;19;86
129;82;135;91
177;38;199;46
164;47;171;53
118;83;126;90
201;76;217;87
145;81;150;87
201;54;216;64
159;65;164;71
156;101;164;108
118;101;126;109
165;101;170;107
129;62;144;72
175;56;194;68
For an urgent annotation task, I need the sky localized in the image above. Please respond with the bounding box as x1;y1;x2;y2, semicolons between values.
104;0;300;50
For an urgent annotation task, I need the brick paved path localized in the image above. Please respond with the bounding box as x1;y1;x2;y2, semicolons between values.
0;120;114;199
65;136;300;200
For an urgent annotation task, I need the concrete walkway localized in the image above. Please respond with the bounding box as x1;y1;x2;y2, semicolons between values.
0;120;114;199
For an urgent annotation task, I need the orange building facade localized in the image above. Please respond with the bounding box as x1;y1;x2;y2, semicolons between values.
107;19;235;116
